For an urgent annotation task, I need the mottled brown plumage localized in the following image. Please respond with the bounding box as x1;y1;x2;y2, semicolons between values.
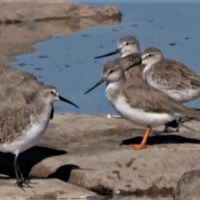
116;53;144;81
85;59;200;149
0;84;78;189
142;47;200;102
0;103;44;143
95;36;143;82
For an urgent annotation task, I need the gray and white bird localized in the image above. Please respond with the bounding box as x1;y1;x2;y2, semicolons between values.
0;85;78;189
85;60;200;150
142;47;200;103
95;36;144;82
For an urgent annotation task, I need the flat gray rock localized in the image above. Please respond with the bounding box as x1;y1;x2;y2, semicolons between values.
0;0;121;63
0;178;101;199
1;114;199;199
0;0;121;24
174;170;200;200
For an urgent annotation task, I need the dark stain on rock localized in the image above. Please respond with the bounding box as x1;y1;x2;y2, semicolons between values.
115;162;122;168
126;158;135;167
90;184;112;195
38;55;49;59
112;170;121;180
134;185;173;198
138;175;143;178
142;163;146;167
91;184;173;198
114;185;173;198
107;175;114;180
169;42;176;46
125;184;132;188
29;191;64;199
132;167;137;171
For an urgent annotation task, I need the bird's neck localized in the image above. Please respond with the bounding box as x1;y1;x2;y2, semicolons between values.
106;75;126;102
142;62;153;81
32;101;53;122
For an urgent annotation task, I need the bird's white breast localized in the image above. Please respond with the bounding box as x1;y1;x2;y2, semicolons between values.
111;95;174;127
0;107;51;155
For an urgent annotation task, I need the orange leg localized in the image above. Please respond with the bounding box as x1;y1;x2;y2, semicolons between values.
128;125;152;150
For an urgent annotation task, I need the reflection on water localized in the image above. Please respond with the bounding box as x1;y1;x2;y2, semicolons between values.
8;2;200;115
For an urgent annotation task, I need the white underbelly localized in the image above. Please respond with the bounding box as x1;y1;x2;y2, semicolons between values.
146;78;200;102
112;96;174;127
0;121;48;155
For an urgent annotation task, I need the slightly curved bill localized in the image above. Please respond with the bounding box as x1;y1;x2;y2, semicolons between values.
59;95;79;108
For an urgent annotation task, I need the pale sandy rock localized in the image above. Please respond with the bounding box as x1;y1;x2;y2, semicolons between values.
1;114;199;198
0;178;101;199
0;0;121;23
0;0;121;63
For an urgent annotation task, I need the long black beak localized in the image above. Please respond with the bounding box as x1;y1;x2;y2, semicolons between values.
59;95;79;108
84;78;105;94
94;49;120;59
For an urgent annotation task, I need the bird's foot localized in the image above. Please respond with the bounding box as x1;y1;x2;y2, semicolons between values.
128;144;146;150
15;179;34;190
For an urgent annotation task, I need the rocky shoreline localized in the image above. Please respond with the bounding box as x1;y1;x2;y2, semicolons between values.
0;0;121;64
1;113;200;199
0;0;199;199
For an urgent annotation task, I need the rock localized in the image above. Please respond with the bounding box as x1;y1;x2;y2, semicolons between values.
1;113;200;198
174;170;200;200
0;0;121;24
0;0;121;63
0;178;101;199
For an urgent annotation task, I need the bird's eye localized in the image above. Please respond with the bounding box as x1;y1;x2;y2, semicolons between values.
148;54;152;57
126;42;129;45
109;70;114;74
50;91;55;95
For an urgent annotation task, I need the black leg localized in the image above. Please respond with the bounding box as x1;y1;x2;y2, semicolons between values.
14;155;24;190
163;120;179;133
15;155;32;188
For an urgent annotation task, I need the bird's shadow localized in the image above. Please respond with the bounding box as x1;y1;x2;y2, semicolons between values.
0;146;67;179
47;164;82;182
120;134;200;146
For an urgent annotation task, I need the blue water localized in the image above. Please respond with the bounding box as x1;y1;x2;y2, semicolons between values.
9;2;200;114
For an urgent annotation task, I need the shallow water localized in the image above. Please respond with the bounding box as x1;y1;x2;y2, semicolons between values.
9;2;200;115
